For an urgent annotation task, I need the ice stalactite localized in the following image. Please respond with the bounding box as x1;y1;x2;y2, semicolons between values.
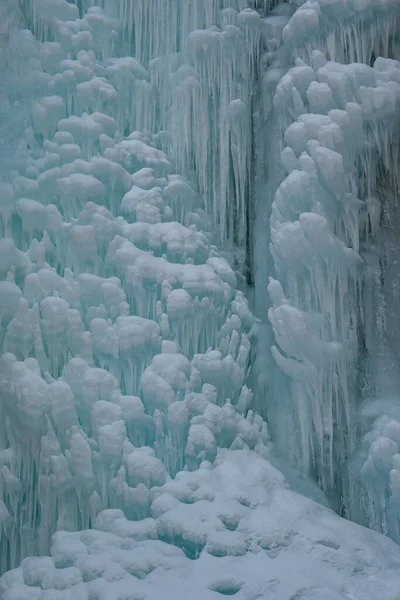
150;6;263;274
17;0;269;276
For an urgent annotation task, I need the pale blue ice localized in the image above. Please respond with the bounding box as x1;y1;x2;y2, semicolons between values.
1;0;400;599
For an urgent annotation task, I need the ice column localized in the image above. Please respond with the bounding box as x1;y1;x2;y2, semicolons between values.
265;0;400;514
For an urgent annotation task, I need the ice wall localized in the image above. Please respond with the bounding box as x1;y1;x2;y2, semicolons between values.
261;0;400;524
268;55;400;505
0;0;270;573
18;0;272;277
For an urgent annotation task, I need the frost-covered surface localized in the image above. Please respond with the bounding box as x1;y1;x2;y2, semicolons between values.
3;450;400;600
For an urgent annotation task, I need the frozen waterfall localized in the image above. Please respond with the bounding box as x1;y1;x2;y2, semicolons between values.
1;0;400;598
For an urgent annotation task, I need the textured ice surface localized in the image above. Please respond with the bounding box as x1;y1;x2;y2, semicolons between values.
256;0;400;535
16;0;266;275
0;0;266;576
1;0;400;597
268;56;400;508
282;0;399;65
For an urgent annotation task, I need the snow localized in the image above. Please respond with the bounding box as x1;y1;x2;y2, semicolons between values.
2;450;400;600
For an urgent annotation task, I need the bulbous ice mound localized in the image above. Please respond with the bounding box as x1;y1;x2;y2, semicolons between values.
1;0;400;598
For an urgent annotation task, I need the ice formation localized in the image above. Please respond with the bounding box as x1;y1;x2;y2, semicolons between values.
0;0;265;577
267;55;400;509
1;0;400;598
263;0;400;532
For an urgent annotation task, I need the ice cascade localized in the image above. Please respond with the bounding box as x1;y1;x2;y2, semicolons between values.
261;0;400;532
1;0;400;598
0;0;269;575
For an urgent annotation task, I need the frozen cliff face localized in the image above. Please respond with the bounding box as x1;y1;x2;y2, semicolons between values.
0;0;267;574
1;0;400;598
261;0;400;534
267;55;400;509
18;0;265;277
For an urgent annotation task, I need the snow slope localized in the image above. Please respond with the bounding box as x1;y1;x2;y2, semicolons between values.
2;450;400;600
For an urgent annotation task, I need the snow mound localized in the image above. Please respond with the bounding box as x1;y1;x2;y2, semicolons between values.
2;450;400;600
